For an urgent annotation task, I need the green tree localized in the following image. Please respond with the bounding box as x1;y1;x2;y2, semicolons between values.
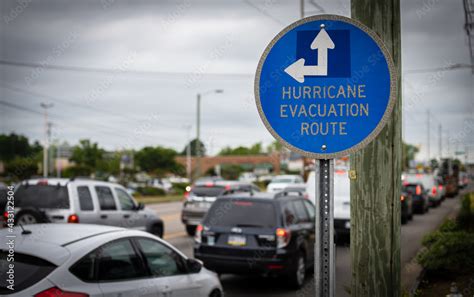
402;142;419;170
0;133;42;161
135;146;181;175
70;140;104;173
266;140;283;154
5;156;39;180
218;142;263;156
181;138;206;156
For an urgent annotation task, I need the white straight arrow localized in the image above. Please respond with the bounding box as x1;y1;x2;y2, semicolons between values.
285;26;335;83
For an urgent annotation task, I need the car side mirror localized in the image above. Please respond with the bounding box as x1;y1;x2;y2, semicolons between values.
186;258;203;273
135;202;145;211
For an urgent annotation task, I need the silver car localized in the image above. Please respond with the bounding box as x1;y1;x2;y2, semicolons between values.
0;224;223;296
7;178;164;237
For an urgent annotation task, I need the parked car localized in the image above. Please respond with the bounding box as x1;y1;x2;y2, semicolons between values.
182;181;260;236
459;171;470;188
332;169;351;239
239;172;258;183
0;224;223;296
402;182;429;214
0;183;7;226
401;189;413;224
266;175;304;193
403;173;443;207
194;192;315;289
5;178;164;237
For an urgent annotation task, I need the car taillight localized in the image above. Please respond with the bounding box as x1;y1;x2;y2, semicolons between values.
276;228;291;248
195;224;203;243
438;185;443;191
400;195;405;201
67;214;79;223
416;185;422;195
183;191;190;201
431;186;437;196
35;287;88;297
3;211;7;221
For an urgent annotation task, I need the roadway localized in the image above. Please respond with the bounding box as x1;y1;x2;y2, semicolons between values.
149;187;469;297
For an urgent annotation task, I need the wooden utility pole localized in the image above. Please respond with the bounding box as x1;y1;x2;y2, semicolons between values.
350;0;402;296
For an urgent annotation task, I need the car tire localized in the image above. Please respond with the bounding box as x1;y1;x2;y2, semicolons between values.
288;251;306;290
209;289;222;297
150;223;163;238
186;225;196;236
16;208;48;225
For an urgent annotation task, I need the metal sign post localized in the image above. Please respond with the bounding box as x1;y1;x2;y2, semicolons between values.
315;159;335;296
254;15;397;297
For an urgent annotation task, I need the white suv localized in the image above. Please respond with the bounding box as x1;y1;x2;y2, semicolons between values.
6;178;164;237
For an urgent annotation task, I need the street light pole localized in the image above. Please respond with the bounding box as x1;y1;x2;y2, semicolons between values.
40;102;53;178
195;89;223;179
196;93;201;179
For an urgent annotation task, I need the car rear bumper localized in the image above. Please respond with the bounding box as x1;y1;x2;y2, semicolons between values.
181;207;208;226
194;248;294;275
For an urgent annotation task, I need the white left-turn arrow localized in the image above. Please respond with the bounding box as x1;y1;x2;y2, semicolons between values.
284;27;335;83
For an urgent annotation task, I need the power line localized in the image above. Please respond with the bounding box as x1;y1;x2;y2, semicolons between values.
0;59;253;78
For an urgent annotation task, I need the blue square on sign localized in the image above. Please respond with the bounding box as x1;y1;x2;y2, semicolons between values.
296;30;351;77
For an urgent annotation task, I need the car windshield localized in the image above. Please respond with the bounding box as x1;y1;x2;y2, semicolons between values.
15;184;70;209
191;186;226;197
204;199;277;228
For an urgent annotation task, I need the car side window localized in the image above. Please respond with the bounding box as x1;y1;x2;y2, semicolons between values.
115;188;135;211
303;200;315;220
97;239;147;281
95;186;117;210
77;186;94;211
136;238;184;277
292;200;310;223
282;201;298;226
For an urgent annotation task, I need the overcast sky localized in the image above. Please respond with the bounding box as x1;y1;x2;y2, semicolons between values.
0;0;472;162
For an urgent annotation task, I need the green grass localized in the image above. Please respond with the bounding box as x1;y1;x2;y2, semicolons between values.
135;194;183;204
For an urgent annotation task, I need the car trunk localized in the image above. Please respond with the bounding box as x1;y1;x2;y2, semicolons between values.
201;199;279;258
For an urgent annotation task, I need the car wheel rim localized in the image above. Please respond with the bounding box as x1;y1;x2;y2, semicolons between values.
297;256;305;285
18;214;37;225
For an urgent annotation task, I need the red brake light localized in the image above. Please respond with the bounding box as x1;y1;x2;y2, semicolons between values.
438;185;443;191
416;185;422;195
205;182;214;187
225;184;231;190
195;224;203;243
276;228;291;248
431;186;437;195
35;287;88;297
183;191;190;201
67;214;79;223
3;211;7;220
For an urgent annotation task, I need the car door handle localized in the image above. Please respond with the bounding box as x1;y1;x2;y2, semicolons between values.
100;215;108;219
123;214;130;219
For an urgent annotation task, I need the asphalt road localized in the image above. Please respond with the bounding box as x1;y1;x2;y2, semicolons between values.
149;187;469;297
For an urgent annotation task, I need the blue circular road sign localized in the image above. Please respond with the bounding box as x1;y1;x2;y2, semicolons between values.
255;15;397;159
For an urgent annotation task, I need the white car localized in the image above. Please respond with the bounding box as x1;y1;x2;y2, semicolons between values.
266;175;304;193
0;224;223;296
306;169;350;236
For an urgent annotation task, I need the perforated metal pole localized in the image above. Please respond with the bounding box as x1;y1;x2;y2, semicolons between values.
315;159;335;297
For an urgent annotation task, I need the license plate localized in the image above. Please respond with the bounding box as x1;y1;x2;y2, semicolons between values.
228;235;246;246
207;236;215;246
197;202;210;208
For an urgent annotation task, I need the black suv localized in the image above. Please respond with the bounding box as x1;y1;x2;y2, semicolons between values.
193;192;315;289
181;181;260;236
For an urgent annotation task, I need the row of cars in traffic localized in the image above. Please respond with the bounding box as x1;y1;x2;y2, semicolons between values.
0;168;470;295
